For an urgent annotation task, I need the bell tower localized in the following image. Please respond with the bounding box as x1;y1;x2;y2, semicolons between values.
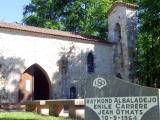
107;2;138;81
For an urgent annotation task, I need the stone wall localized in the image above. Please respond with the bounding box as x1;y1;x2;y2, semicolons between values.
0;28;113;102
108;5;137;81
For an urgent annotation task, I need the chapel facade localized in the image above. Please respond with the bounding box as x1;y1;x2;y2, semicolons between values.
0;2;137;103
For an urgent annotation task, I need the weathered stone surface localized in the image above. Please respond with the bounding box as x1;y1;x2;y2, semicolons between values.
0;28;113;102
0;2;138;103
108;4;137;81
85;75;160;120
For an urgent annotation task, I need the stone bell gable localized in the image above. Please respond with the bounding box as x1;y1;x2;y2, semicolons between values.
107;2;138;81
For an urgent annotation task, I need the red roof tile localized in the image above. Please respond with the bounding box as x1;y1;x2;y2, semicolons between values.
0;21;112;45
107;2;138;16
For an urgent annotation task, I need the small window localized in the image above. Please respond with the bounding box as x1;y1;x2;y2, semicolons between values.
114;23;124;68
116;73;122;79
70;87;76;99
87;52;94;73
114;23;121;42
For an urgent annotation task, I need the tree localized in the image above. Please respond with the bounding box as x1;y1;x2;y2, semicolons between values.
136;0;160;87
23;0;135;40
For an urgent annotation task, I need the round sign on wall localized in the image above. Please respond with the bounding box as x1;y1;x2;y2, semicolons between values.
93;77;108;89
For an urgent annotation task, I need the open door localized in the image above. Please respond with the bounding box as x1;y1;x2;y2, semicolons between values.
18;64;51;102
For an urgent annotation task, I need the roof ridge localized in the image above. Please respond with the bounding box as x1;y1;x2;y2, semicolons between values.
0;21;74;35
0;21;112;45
114;1;138;7
107;1;138;16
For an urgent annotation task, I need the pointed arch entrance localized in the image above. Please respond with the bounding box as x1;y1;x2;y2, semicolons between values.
18;64;51;102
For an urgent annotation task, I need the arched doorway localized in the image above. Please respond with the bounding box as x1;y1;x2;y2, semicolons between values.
18;64;51;102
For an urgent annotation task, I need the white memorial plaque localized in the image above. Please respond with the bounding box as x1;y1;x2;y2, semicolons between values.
86;96;158;120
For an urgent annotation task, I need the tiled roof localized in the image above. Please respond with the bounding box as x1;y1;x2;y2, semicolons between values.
107;2;138;15
0;21;112;45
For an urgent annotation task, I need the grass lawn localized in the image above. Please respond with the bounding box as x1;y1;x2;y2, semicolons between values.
0;112;75;120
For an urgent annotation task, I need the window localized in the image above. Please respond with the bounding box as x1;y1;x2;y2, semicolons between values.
115;23;121;42
114;23;124;69
116;73;122;79
70;87;76;99
87;52;94;73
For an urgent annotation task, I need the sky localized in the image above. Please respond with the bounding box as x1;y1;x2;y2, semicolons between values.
0;0;30;23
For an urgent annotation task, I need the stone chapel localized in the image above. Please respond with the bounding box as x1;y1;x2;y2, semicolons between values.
0;2;137;103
